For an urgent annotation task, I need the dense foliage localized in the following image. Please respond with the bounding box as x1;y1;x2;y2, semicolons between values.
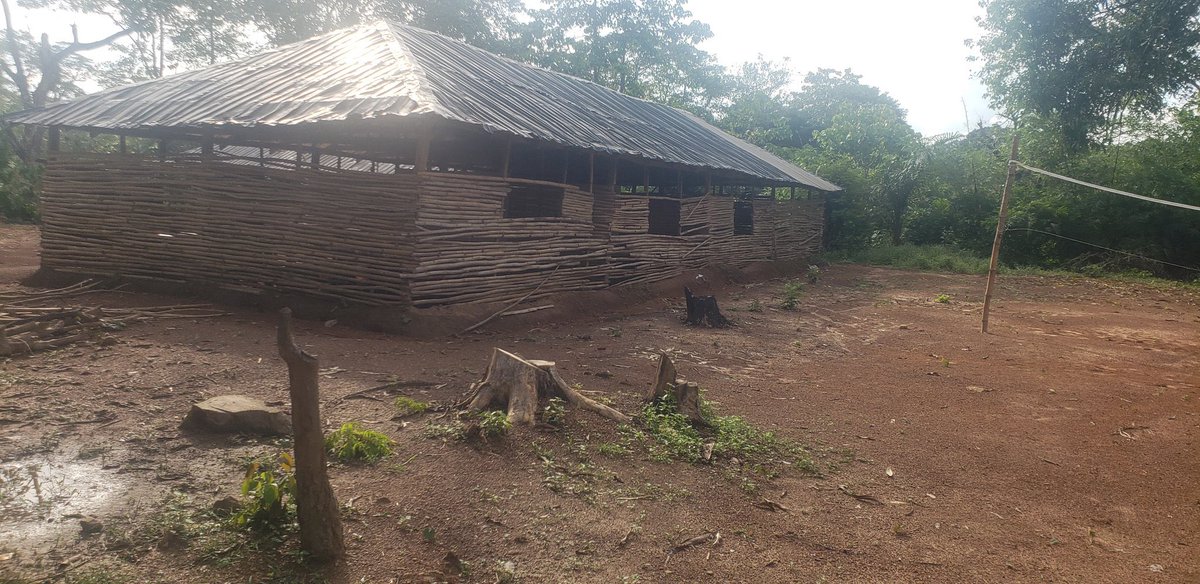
1;0;1196;279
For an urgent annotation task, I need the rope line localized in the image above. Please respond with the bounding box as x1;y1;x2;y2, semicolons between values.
1014;162;1200;213
1005;227;1200;273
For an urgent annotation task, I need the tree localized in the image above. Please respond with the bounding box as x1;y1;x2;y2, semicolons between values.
523;0;726;114
973;0;1200;151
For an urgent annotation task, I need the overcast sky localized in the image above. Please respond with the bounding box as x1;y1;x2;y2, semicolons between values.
8;0;996;136
688;0;997;135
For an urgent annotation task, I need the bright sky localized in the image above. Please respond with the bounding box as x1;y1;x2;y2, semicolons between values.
9;0;996;136
689;0;997;135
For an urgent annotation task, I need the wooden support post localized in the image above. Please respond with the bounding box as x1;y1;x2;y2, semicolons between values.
609;158;618;187
47;127;60;153
501;137;512;179
201;135;213;159
277;309;345;562
309;146;321;170
588;152;595;193
677;170;683;196
642;165;649;194
414;124;432;172
790;186;797;199
295;149;302;169
562;150;569;184
118;135;127;154
158;139;168;162
705;172;712;195
981;135;1020;334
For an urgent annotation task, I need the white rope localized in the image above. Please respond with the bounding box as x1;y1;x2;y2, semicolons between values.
1014;162;1200;212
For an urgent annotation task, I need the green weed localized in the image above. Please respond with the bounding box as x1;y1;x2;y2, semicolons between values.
934;293;952;303
780;280;804;310
476;410;512;439
542;397;567;426
233;452;296;531
393;396;430;417
325;422;394;463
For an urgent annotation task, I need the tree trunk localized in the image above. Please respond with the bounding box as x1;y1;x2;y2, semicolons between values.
464;348;629;425
277;308;344;563
645;353;704;423
684;287;730;328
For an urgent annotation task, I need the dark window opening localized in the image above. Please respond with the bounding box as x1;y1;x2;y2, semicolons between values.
734;201;754;235
504;184;564;218
648;199;681;235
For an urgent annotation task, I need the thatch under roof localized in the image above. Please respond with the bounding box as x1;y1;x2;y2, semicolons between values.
6;21;839;191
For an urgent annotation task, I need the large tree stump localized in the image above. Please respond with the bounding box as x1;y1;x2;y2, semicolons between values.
645;353;705;424
684;287;730;328
464;348;629;425
277;309;344;563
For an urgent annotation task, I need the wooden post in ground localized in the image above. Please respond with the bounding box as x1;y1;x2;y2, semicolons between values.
981;135;1020;334
276;308;344;562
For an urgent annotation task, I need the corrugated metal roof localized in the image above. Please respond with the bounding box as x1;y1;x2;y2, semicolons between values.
6;21;840;191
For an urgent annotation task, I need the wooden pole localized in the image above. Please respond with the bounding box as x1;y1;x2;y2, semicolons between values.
981;135;1020;334
47;127;60;153
277;308;345;562
118;135;127;154
414;124;432;172
501;137;512;179
588;152;595;193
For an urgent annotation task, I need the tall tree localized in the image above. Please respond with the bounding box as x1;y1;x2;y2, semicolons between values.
524;0;725;114
973;0;1200;151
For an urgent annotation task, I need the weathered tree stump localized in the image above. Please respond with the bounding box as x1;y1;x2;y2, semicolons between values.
277;308;344;563
646;353;705;424
684;287;730;328
463;348;629;425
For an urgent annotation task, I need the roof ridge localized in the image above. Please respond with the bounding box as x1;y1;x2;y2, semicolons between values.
375;21;453;121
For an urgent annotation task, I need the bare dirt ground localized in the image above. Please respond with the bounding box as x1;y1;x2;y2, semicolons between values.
1;225;1197;584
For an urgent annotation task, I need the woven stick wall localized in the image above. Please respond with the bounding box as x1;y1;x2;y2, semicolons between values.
38;154;825;310
41;153;418;306
410;174;608;307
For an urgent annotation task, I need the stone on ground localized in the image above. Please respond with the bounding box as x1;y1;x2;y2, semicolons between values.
181;395;291;435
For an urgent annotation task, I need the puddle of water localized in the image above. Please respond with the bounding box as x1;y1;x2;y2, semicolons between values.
0;454;129;552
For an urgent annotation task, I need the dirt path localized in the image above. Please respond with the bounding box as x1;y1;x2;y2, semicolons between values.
1;226;1197;583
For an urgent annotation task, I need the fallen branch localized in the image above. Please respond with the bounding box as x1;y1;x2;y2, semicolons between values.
458;265;560;335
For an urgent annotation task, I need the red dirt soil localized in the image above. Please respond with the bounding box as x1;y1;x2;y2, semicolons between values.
1;225;1197;583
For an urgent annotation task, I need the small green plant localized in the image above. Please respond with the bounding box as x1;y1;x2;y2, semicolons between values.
747;300;763;313
596;442;631;457
476;410;512;439
422;526;436;543
806;265;821;284
325;422;394;463
394;395;430;417
780;280;804;310
424;420;467;441
542;397;567;426
934;293;952;304
232;452;296;530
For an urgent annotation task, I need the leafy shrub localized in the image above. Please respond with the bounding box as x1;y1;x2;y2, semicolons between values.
394;396;430;417
542;397;566;426
476;410;512;439
934;293;951;303
325;422;394;463
806;265;821;284
232;452;296;530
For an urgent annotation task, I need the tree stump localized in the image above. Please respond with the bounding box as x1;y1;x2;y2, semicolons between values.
684;287;730;328
464;348;629;425
645;353;705;424
277;309;344;563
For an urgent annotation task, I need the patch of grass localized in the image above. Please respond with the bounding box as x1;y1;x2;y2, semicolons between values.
823;244;991;274
934;293;952;304
780;280;804;310
631;393;815;477
746;300;763;313
325;422;394;463
393;396;430;417
596;442;631;457
423;420;466;441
